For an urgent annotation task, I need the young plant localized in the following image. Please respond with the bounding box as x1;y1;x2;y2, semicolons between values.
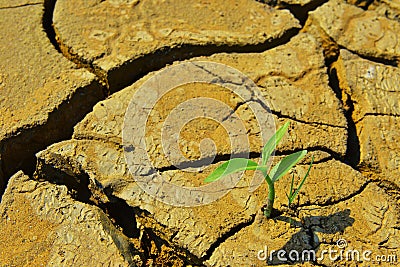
204;121;313;218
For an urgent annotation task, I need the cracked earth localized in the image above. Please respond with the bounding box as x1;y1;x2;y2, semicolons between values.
0;0;399;266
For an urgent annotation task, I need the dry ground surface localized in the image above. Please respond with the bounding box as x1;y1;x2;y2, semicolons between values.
0;0;399;266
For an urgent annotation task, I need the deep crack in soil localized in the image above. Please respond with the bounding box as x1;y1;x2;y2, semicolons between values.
327;59;361;169
258;0;329;25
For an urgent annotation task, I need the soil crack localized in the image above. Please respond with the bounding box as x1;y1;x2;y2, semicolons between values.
298;180;371;208
43;0;61;53
340;46;399;67
327;53;361;169
71;131;341;171
355;113;400;124
0;3;42;9
200;214;256;262
257;0;329;26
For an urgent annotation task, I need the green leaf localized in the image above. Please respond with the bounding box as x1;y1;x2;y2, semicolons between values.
269;150;307;182
287;173;295;205
289;156;314;203
285;191;291;204
261;121;290;166
204;158;259;183
289;173;295;196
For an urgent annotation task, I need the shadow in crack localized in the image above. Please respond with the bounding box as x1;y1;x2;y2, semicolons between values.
256;0;329;25
328;66;360;168
43;0;61;52
264;209;354;265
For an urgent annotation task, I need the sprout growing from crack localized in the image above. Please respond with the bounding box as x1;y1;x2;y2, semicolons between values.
204;121;314;218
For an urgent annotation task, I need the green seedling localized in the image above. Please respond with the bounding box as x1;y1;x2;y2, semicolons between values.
286;156;314;208
204;121;313;218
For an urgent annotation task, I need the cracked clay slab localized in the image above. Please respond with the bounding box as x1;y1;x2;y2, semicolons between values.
0;171;142;266
357;116;400;188
53;0;300;88
309;0;400;61
0;2;103;191
334;49;400;122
